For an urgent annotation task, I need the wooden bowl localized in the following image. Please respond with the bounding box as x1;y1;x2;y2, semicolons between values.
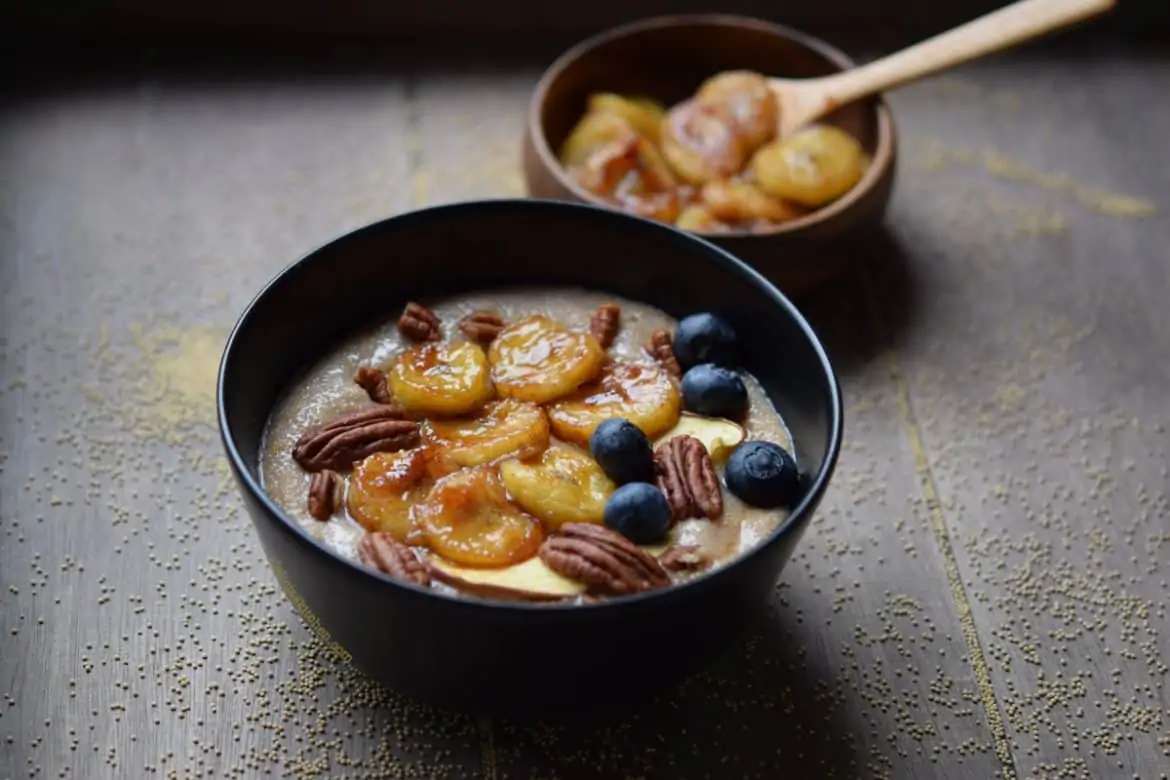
523;14;898;294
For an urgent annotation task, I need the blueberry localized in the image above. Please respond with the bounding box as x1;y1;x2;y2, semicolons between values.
681;364;748;420
725;441;801;509
674;313;737;370
589;418;655;484
603;483;671;544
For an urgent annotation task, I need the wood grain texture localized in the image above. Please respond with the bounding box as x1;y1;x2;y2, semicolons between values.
0;71;487;779
1;42;1167;779
882;53;1170;780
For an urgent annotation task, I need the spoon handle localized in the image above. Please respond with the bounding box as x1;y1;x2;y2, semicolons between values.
816;0;1115;106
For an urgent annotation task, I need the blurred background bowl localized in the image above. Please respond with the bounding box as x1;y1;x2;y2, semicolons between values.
523;13;897;295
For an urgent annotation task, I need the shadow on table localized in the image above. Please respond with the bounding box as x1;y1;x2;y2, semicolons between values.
790;226;921;379
489;605;859;779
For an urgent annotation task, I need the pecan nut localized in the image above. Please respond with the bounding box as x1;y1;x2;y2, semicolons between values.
659;544;711;572
398;301;442;341
654;435;723;522
589;304;621;349
292;407;419;472
353;365;393;405
539;523;669;596
457;311;506;344
645;329;682;379
357;533;431;587
306;469;341;521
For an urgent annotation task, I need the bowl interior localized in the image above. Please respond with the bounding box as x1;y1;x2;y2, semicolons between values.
529;15;890;240
537;16;881;172
219;200;841;579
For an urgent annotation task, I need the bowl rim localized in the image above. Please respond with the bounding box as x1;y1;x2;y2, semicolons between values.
526;12;897;239
217;198;843;613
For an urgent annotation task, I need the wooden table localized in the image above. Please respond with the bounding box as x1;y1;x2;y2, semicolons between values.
1;40;1167;779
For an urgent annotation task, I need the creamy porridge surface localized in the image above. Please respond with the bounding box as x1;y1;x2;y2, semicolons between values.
260;287;794;594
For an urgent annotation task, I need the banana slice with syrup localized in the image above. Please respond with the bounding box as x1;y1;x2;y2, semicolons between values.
413;465;543;568
547;362;681;447
388;341;494;416
425;399;550;468
499;444;615;528
488;315;606;404
346;448;431;543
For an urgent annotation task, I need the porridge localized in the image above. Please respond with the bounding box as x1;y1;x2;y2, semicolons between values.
260;288;801;603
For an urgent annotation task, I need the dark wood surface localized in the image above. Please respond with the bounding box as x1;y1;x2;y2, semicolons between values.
1;41;1168;779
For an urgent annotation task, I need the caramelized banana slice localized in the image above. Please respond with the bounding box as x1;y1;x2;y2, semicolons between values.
700;179;804;223
588;93;666;145
623;137;677;191
696;70;778;153
387;341;494;417
632;96;669;117
425;399;550;467
488;315;606;404
499;444;615;528
347;449;431;542
660;99;747;185
574;137;680;224
575;136;676;195
614;138;680;223
415;465;543;568
547;362;682;447
560;111;638;168
620;190;681;225
676;204;731;232
573;138;639;196
750;124;866;207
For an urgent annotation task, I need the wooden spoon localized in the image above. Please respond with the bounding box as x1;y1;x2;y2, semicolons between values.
770;0;1116;138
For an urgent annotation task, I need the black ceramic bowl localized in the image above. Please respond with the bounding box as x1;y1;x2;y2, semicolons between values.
217;199;842;715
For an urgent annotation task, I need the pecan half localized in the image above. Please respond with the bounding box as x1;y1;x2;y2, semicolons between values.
457;311;506;344
645;329;682;379
292;407;419;472
357;533;431;587
589;304;621;349
539;523;669;596
353;365;393;405
398;301;442;341
306;469;341;521
654;435;723;522
659;544;711;572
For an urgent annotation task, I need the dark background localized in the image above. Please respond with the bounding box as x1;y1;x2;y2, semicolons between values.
3;0;1168;48
3;0;1166;96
